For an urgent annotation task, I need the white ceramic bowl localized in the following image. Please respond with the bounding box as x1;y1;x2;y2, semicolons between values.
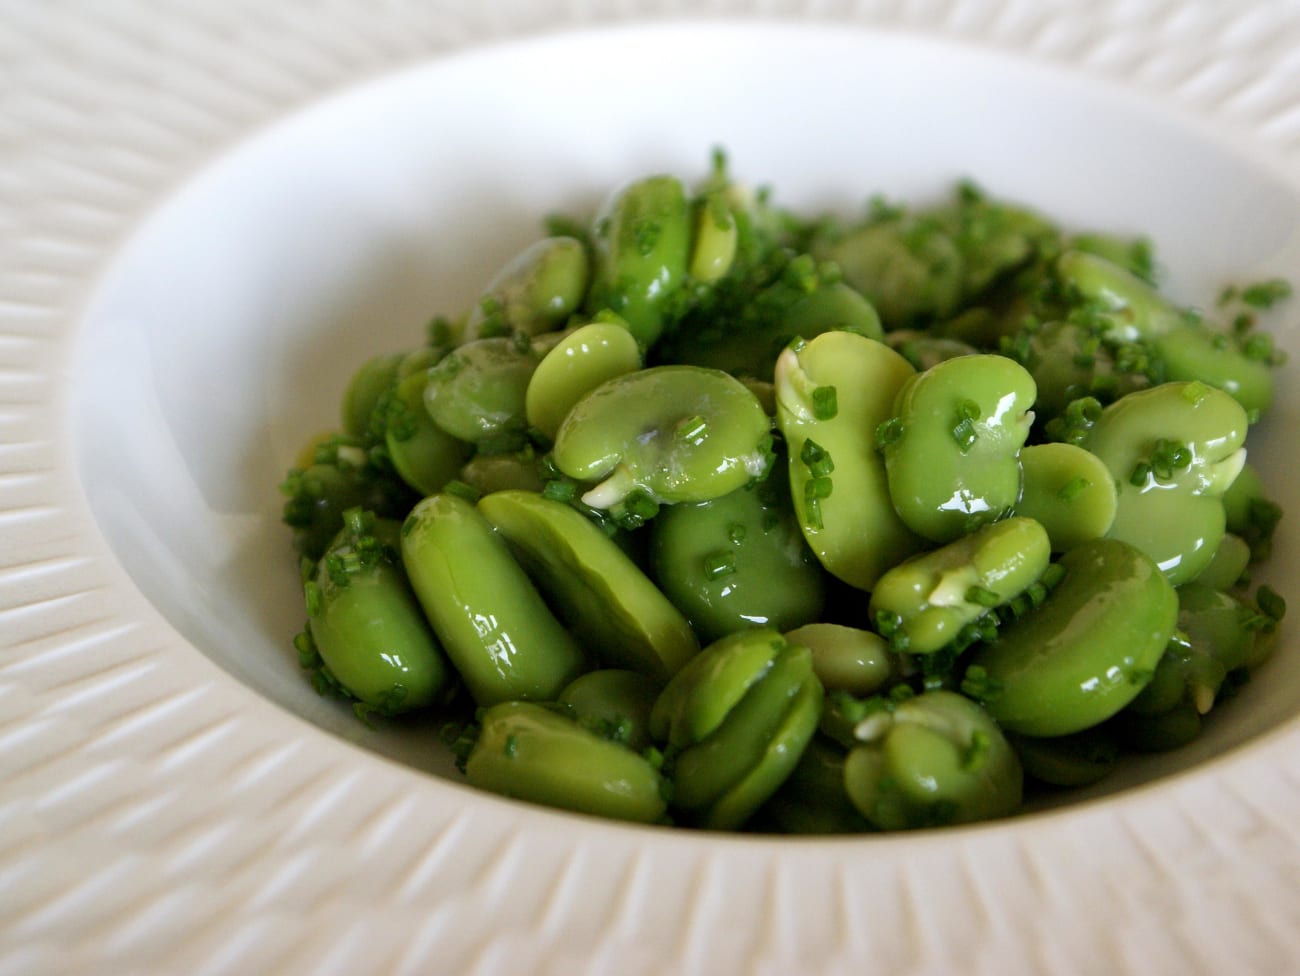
9;7;1300;974
75;17;1300;807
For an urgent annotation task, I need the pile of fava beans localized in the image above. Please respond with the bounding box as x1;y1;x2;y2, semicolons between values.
281;157;1287;832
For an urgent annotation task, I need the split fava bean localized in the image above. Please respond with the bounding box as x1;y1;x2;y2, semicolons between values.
654;629;822;829
400;493;586;706
775;330;923;589
465;701;667;824
968;537;1178;737
881;353;1036;544
552;365;772;509
477;490;699;682
868;516;1051;656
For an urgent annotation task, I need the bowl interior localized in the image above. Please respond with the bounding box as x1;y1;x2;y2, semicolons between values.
73;22;1300;806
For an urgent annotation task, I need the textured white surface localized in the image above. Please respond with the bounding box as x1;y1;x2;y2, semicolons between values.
4;2;1300;974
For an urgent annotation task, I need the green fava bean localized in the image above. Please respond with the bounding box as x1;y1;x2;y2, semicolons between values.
525;321;642;441
400;493;586;705
1008;726;1120;788
463;236;591;341
1152;322;1275;416
1114;702;1204;753
932;193;1054;299
1018;320;1150;420
1125;627;1227;722
1015;442;1118;551
842;690;1023;830
649;474;826;644
1084;381;1249;586
1195;533;1251;591
477;490;698;682
306;511;456;713
813;215;964;327
281;451;414;560
784;623;895;696
885;330;979;372
658;278;882;381
396;344;448;380
586;174;691;346
661;635;822;829
424;337;538;445
775;330;923;590
756;737;873;834
701;673;822;831
1221;461;1283;562
869;517;1051;656
1177;581;1264;676
465;701;667;824
552;365;772;509
341;352;402;438
650;627;786;750
689;190;739;284
881;354;1036;544
1055;249;1185;340
558;669;661;753
1068;233;1157;281
967;537;1178;737
458;451;546;495
384;370;474;495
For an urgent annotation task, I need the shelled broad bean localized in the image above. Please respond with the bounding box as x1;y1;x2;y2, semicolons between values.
281;156;1288;832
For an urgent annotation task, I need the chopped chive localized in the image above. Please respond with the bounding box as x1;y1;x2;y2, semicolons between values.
1257;584;1286;622
1240;277;1292;309
703;551;737;580
804;496;824;531
800;439;835;478
542;479;577;502
812;385;839;420
951;416;978;452
1041;563;1067;590
961;730;991;772
805;476;833;501
965;585;1000;608
304;580;323;618
444;480;482;502
875;417;903;449
676;414;709;442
